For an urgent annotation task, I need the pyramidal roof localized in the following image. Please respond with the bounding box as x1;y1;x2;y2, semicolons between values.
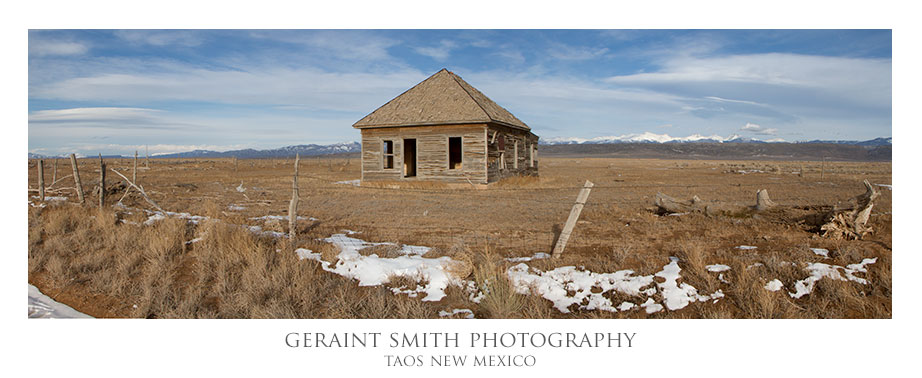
353;69;529;131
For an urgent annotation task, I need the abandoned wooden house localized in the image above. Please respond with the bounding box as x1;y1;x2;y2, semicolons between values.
353;68;538;184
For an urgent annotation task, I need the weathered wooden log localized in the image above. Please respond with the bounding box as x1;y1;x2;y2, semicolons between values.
820;179;879;239
756;189;776;211
654;192;703;214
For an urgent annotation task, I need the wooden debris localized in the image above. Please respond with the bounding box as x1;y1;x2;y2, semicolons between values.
820;180;879;240
109;168;165;213
756;189;776;211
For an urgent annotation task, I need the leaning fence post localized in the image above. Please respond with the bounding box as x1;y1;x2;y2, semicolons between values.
70;153;85;204
98;154;106;208
289;153;300;244
38;160;45;201
552;180;594;259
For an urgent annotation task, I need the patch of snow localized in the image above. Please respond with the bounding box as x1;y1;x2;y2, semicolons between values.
618;302;636;311
315;234;460;302
667;212;689;216
249;215;316;222
236;182;246;192
335;179;361;186
247;225;287;239
706;264;731;272
28;284;92;318
439;309;474;319
31;195;68;202
747;262;765;269
789;257;877;298
876;184;892;190
765;279;784;292
342;229;361;235
184;237;203;245
640;298;663;314
227;204;246;211
810;248;830;258
505;252;551;262
655;257;724;311
736;245;758;250
506;264;656;313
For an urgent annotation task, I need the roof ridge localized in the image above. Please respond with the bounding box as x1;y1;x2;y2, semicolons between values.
447;70;493;122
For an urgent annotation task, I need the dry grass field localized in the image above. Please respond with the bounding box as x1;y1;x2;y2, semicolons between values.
27;155;891;318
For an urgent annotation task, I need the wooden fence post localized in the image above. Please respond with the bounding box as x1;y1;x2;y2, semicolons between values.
98;154;106;208
552;180;594;258
133;150;138;184
145;145;150;169
821;157;826;180
38;160;45;201
289;153;300;244
51;158;57;185
70;154;85;204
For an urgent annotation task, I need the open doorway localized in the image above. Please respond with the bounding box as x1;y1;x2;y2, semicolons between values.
448;137;462;169
403;138;417;177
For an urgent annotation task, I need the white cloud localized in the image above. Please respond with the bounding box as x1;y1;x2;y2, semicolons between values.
547;43;609;61
740;122;778;135
29;41;88;56
114;30;204;47
413;40;458;61
31;68;428;113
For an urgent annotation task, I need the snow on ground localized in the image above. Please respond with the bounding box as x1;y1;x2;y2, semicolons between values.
706;264;731;272
506;264;656;313
31;195;68;202
227;204;246;211
249;215;316;222
508;256;725;314
810;248;830;258
656;257;724;310
789;258;877;298
765;279;784;292
335;179;361;186
505;252;551;262
439;309;474;319
28;284;92;318
876;184;892;190
236;182;246;192
310;234;463;302
736;245;758;250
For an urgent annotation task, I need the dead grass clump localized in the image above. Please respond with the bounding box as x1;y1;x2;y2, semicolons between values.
472;247;526;318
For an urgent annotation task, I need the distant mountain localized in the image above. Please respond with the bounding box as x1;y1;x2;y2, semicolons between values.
541;132;771;145
152;142;361;159
541;132;890;147
800;137;892;147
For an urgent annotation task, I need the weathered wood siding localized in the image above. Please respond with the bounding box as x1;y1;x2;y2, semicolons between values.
486;124;539;183
361;124;488;183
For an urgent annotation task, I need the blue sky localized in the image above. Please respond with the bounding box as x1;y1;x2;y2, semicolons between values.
28;29;891;156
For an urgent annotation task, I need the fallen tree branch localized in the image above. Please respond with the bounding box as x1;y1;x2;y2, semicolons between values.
109;168;165;213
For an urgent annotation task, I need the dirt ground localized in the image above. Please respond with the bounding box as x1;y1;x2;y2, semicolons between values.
27;156;892;318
